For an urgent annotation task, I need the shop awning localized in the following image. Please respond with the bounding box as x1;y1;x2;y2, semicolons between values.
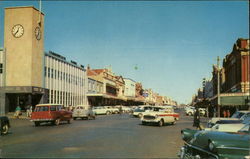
219;93;250;106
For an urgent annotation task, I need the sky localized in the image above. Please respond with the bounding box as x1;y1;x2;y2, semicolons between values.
0;1;249;104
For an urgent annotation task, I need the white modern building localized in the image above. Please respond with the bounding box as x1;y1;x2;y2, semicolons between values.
44;51;88;107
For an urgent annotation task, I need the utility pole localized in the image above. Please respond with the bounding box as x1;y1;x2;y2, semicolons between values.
217;56;221;117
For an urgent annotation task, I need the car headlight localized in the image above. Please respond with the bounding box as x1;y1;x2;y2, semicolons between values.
209;142;215;151
244;155;250;159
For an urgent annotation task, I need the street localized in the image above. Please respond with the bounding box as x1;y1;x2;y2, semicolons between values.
0;110;207;158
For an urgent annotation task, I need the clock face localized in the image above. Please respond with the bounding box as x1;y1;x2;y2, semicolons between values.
12;24;24;38
35;27;41;40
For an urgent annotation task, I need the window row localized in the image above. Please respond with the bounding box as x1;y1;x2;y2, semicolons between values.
48;90;85;106
45;67;85;86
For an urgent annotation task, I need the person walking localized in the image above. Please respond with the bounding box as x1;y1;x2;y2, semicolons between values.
193;107;201;130
119;106;123;115
14;105;22;119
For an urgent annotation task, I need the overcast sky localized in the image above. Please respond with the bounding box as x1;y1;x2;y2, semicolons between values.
0;1;249;104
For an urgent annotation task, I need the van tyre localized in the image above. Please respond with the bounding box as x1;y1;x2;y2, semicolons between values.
34;121;40;127
67;119;72;124
55;119;60;126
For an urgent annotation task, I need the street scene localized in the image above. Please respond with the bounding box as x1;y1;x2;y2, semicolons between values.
1;110;191;158
0;1;249;159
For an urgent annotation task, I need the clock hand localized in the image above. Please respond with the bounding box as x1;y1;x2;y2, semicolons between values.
14;28;19;35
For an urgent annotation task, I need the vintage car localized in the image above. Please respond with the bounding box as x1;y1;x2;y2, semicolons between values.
179;124;250;159
205;116;250;133
132;106;153;118
103;106;119;114
140;106;180;126
72;105;96;120
185;107;206;116
0;116;10;135
208;110;250;128
92;106;111;115
31;104;72;126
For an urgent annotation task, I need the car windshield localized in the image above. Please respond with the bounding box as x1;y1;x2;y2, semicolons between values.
231;112;244;118
76;106;83;109
238;124;250;134
134;108;144;112
216;120;242;124
35;106;49;112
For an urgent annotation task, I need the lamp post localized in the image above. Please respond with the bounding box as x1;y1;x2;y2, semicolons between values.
217;56;221;117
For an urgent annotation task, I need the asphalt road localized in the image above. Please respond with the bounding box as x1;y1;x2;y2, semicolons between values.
0;110;205;158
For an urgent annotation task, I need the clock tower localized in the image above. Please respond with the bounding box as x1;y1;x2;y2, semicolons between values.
4;6;44;87
1;6;46;112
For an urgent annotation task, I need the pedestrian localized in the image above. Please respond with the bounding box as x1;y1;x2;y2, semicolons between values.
227;109;230;118
14;105;22;119
223;110;227;117
119;106;123;115
193;107;201;130
29;105;33;117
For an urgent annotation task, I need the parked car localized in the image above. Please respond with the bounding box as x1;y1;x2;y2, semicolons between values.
208;110;250;128
231;110;250;120
205;115;250;133
132;106;153;118
185;107;206;116
120;106;132;113
73;105;96;120
199;108;207;116
141;106;180;126
92;106;111;115
0;116;10;135
103;106;119;114
30;104;72;126
185;107;195;116
180;124;250;159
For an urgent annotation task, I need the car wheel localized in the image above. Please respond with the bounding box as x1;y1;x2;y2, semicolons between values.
55;119;60;126
138;113;143;118
158;119;164;127
1;124;9;135
73;117;76;120
142;121;147;125
171;120;176;125
106;111;111;115
34;121;40;127
87;115;91;120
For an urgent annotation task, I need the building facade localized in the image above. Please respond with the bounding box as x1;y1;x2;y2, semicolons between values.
44;51;87;107
222;38;249;93
0;6;87;114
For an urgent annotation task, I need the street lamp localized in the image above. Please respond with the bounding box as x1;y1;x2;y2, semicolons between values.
217;56;221;117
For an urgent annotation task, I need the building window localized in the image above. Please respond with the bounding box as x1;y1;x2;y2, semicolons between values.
44;67;47;76
51;69;54;78
0;63;3;74
48;68;50;78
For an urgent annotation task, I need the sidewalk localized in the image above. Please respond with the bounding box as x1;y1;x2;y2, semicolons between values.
6;112;30;120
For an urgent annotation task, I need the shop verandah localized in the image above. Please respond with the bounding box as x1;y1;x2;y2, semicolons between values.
209;93;250;117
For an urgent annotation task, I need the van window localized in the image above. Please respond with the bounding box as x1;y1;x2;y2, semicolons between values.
35;106;49;112
50;106;56;111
